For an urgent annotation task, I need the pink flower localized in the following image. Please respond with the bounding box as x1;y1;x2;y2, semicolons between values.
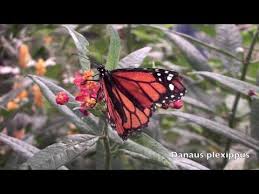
56;91;69;105
73;70;102;116
169;100;184;109
73;72;85;88
248;89;256;97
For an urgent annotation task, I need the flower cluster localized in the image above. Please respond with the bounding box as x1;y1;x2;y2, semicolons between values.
56;91;69;105
162;99;184;110
74;70;101;115
35;58;47;76
55;70;101;116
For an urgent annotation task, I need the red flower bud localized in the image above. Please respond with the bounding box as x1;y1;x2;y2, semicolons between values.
248;89;256;97
56;91;69;105
169;100;184;109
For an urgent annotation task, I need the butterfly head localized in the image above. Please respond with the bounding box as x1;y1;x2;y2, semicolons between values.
96;64;107;77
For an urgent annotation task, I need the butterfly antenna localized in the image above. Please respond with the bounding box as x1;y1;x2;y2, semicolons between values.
70;53;103;69
92;63;103;69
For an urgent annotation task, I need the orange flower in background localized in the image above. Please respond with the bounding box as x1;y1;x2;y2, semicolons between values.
13;128;26;140
83;70;94;80
18;43;31;68
17;90;28;101
43;36;53;45
35;58;46;76
7;101;19;111
32;84;43;108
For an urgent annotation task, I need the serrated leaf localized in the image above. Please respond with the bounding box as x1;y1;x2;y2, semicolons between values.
28;75;96;135
119;47;152;68
106;25;121;70
19;134;99;170
159;110;259;151
194;71;259;99
63;25;90;70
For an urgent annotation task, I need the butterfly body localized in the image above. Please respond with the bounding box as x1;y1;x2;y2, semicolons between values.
97;65;186;140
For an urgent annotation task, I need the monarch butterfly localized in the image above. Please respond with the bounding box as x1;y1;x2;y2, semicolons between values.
95;64;186;140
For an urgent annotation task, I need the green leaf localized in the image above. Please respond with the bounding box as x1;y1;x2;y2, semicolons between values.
120;139;174;169
63;25;90;70
106;25;121;70
159;110;259;151
0;133;68;170
19;134;98;170
145;25;212;71
119;47;152;68
0;132;39;159
194;71;259;99
95;139;106;170
183;96;215;112
27;75;96;135
131;133;209;170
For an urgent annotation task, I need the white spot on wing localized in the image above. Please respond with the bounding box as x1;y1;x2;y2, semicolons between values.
165;71;169;74
169;84;174;91
158;78;162;82
171;95;175;98
157;73;161;76
167;76;172;81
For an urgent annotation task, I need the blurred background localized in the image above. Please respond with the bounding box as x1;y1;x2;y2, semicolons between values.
0;24;259;170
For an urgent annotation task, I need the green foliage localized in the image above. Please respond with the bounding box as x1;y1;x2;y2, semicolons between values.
1;24;259;170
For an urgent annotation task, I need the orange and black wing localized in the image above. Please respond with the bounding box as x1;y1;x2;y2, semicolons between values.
101;68;186;140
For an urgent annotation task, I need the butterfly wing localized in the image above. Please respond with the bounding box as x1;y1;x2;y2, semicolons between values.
100;68;186;140
100;73;151;140
111;68;186;109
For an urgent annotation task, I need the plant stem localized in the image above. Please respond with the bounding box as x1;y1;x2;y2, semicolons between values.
223;25;259;167
103;121;111;170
